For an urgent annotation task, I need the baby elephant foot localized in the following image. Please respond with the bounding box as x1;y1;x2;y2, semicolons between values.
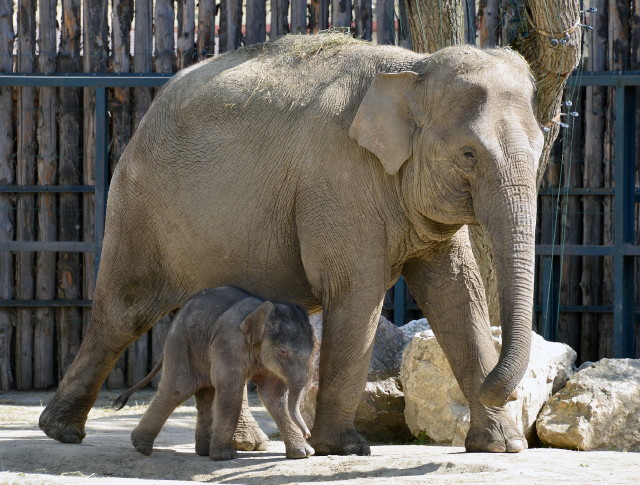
465;407;527;453
232;421;269;451
131;429;155;456
308;428;370;456
286;442;315;459
209;445;238;461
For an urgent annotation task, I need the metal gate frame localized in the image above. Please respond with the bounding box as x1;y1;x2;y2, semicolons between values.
0;72;638;357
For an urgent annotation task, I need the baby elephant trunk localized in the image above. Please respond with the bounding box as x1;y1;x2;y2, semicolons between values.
287;384;310;439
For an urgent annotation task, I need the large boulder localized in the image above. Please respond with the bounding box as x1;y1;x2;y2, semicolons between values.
400;321;576;445
301;314;426;441
536;358;640;451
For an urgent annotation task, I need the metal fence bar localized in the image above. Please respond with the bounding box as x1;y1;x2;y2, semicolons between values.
94;87;108;279
0;241;97;251
0;299;93;307
0;73;173;88
0;185;94;193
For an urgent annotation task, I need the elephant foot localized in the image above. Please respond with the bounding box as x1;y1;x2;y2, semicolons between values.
308;427;370;456
195;440;210;456
39;394;89;444
465;407;527;453
285;442;315;459
209;445;238;461
232;420;269;451
131;429;155;456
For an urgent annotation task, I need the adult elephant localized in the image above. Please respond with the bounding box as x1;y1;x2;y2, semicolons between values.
40;34;542;454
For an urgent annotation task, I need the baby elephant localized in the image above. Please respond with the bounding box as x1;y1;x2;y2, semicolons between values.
112;286;316;460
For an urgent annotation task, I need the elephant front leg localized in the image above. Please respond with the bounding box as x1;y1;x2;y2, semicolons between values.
256;375;313;459
402;230;526;453
308;291;384;456
232;385;269;451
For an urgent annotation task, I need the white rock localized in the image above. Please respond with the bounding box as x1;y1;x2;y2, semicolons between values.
400;327;576;446
399;318;430;340
536;358;640;451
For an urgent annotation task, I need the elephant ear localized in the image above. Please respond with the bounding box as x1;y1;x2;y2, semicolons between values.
349;71;420;175
240;301;275;346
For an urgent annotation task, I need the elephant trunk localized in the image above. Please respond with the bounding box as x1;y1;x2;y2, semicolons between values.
287;381;311;438
475;163;536;407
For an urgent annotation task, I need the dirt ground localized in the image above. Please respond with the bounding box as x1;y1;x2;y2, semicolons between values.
0;390;638;484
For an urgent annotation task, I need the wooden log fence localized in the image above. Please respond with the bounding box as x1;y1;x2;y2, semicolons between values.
0;0;637;390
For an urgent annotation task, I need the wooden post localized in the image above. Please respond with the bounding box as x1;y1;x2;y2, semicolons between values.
177;0;195;69
246;0;266;45
107;0;132;388
155;0;175;73
57;0;82;382
226;0;243;51
34;0;57;389
0;0;14;390
332;0;352;29
398;0;412;48
354;0;372;40
270;0;289;40
403;0;464;52
126;0;154;386
290;0;307;35
16;0;36;390
632;0;640;358
376;0;394;44
580;0;606;362
309;0;329;33
82;0;108;339
198;0;216;58
476;0;499;47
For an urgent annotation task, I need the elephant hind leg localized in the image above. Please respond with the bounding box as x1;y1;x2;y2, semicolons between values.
39;243;189;444
232;385;270;451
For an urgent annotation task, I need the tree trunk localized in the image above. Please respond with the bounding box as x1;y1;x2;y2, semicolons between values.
57;0;82;382
0;0;15;390
404;0;464;52
16;0;36;390
34;0;57;389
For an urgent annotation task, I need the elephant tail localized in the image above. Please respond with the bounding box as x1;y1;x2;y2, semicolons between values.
112;356;164;411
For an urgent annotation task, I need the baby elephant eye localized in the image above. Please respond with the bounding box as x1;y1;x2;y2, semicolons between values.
277;348;290;359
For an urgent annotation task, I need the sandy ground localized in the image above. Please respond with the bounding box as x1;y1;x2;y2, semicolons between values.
0;390;638;484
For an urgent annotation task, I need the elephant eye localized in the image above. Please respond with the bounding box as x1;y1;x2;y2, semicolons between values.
463;151;475;159
277;348;290;360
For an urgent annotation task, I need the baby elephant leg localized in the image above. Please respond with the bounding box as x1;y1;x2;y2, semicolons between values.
232;385;269;451
209;380;245;461
131;385;192;455
195;387;215;456
258;376;314;459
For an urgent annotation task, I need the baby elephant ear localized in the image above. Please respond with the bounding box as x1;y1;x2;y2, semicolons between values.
349;71;420;175
240;301;275;346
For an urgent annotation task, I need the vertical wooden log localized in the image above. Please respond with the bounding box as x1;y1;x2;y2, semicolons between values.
354;0;372;40
0;0;15;390
290;0;307;35
309;0;329;33
107;0;132;388
476;0;499;47
246;0;266;45
632;0;640;357
218;0;227;52
57;0;82;382
126;0;153;386
580;0;606;363
82;0;108;339
398;0;412;48
404;0;464;52
332;0;352;29
226;0;243;51
270;0;289;40
376;0;394;44
16;0;36;390
155;0;175;73
198;0;216;58
177;0;195;69
463;0;475;44
34;0;57;389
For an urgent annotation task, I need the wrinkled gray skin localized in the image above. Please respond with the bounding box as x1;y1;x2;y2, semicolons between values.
113;287;315;460
40;35;542;454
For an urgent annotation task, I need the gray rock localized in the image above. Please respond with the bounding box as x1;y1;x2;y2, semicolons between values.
400;327;576;446
399;318;430;341
536;358;640;451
